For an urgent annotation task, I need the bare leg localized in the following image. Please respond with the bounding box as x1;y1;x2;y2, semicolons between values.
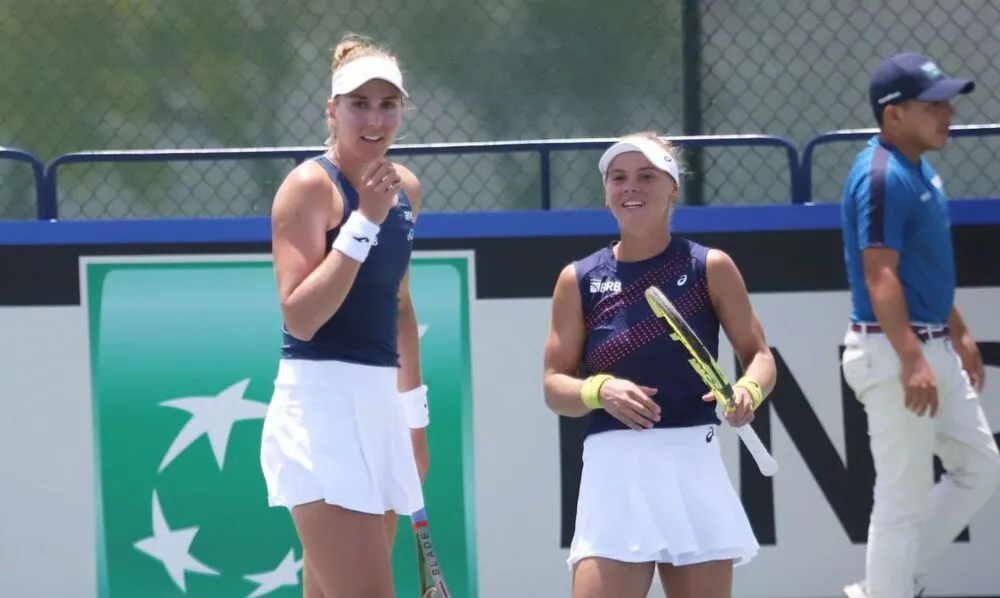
291;501;395;598
301;552;325;598
658;559;734;598
384;510;399;546
571;557;655;598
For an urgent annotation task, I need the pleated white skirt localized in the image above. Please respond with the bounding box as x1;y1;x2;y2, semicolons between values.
567;425;759;570
260;358;423;516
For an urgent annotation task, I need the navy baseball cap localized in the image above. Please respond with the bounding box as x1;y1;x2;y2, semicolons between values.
869;52;974;121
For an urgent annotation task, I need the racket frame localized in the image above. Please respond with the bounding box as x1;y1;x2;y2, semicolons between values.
644;285;779;477
411;508;450;597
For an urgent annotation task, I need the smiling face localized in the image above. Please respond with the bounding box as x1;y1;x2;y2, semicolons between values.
604;150;679;235
327;78;404;162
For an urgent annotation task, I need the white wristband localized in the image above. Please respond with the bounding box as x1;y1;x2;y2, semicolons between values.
400;384;430;429
331;211;380;263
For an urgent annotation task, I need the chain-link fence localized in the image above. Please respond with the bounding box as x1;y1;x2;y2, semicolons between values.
0;150;43;220
701;0;1000;204
1;0;998;219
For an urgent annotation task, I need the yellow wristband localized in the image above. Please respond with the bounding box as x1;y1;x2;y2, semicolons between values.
735;377;764;410
581;374;614;410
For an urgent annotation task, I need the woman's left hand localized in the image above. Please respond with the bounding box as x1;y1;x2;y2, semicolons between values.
702;386;755;427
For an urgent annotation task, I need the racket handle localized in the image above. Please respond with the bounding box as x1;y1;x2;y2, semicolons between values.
734;424;779;477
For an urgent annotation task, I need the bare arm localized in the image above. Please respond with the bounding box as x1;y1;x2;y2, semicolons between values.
947;304;970;340
272;164;363;341
947;303;985;392
706;249;776;396
398;267;428;481
397;268;423;389
396;164;424;393
395;164;429;481
542;264;591;418
397;272;423;391
862;248;923;362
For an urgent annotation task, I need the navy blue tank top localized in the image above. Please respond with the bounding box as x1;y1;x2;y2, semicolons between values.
576;237;721;437
281;156;415;367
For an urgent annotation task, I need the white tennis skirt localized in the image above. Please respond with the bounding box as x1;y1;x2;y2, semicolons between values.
567;426;759;570
260;358;423;516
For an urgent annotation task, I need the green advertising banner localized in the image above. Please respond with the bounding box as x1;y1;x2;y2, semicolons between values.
82;252;477;597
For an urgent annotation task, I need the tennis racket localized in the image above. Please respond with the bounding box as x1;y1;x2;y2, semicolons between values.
416;535;432;598
644;285;778;477
412;508;450;597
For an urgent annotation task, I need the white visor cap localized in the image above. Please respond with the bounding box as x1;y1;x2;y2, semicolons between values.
331;56;409;99
598;137;679;184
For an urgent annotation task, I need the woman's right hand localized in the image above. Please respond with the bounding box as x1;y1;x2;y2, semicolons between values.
358;159;402;225
598;378;660;430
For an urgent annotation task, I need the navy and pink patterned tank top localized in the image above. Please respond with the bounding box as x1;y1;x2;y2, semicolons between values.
575;237;721;437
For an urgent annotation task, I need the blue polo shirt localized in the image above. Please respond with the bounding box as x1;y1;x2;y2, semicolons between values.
841;135;956;325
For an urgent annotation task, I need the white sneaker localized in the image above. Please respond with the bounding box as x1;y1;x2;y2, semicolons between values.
843;582;868;598
843;580;925;597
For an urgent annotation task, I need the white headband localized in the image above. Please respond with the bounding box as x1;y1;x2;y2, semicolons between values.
331;56;408;98
598;137;679;183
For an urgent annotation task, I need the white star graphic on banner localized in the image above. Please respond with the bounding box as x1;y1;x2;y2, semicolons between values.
243;549;303;598
134;491;219;592
158;378;267;472
418;324;428;338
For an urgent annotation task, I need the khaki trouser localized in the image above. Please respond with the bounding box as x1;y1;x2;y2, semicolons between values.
841;324;1000;598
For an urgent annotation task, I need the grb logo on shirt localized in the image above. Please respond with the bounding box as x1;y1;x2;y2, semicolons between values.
589;278;622;294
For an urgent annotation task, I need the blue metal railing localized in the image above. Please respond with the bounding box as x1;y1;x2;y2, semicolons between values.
42;146;326;221
0;147;47;219
799;123;1000;203
39;134;801;219
12;124;1000;219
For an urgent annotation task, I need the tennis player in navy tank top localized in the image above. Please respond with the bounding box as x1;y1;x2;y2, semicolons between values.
574;237;720;435
259;35;432;598
543;132;778;598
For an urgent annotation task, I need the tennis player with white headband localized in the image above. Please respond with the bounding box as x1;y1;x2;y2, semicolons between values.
260;33;431;598
598;135;681;186
544;131;775;598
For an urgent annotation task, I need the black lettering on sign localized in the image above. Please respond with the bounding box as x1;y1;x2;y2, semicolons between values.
558;414;588;548
739;347;874;544
741;344;1000;545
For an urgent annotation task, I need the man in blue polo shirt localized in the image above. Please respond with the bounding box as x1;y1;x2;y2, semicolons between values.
840;52;1000;598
